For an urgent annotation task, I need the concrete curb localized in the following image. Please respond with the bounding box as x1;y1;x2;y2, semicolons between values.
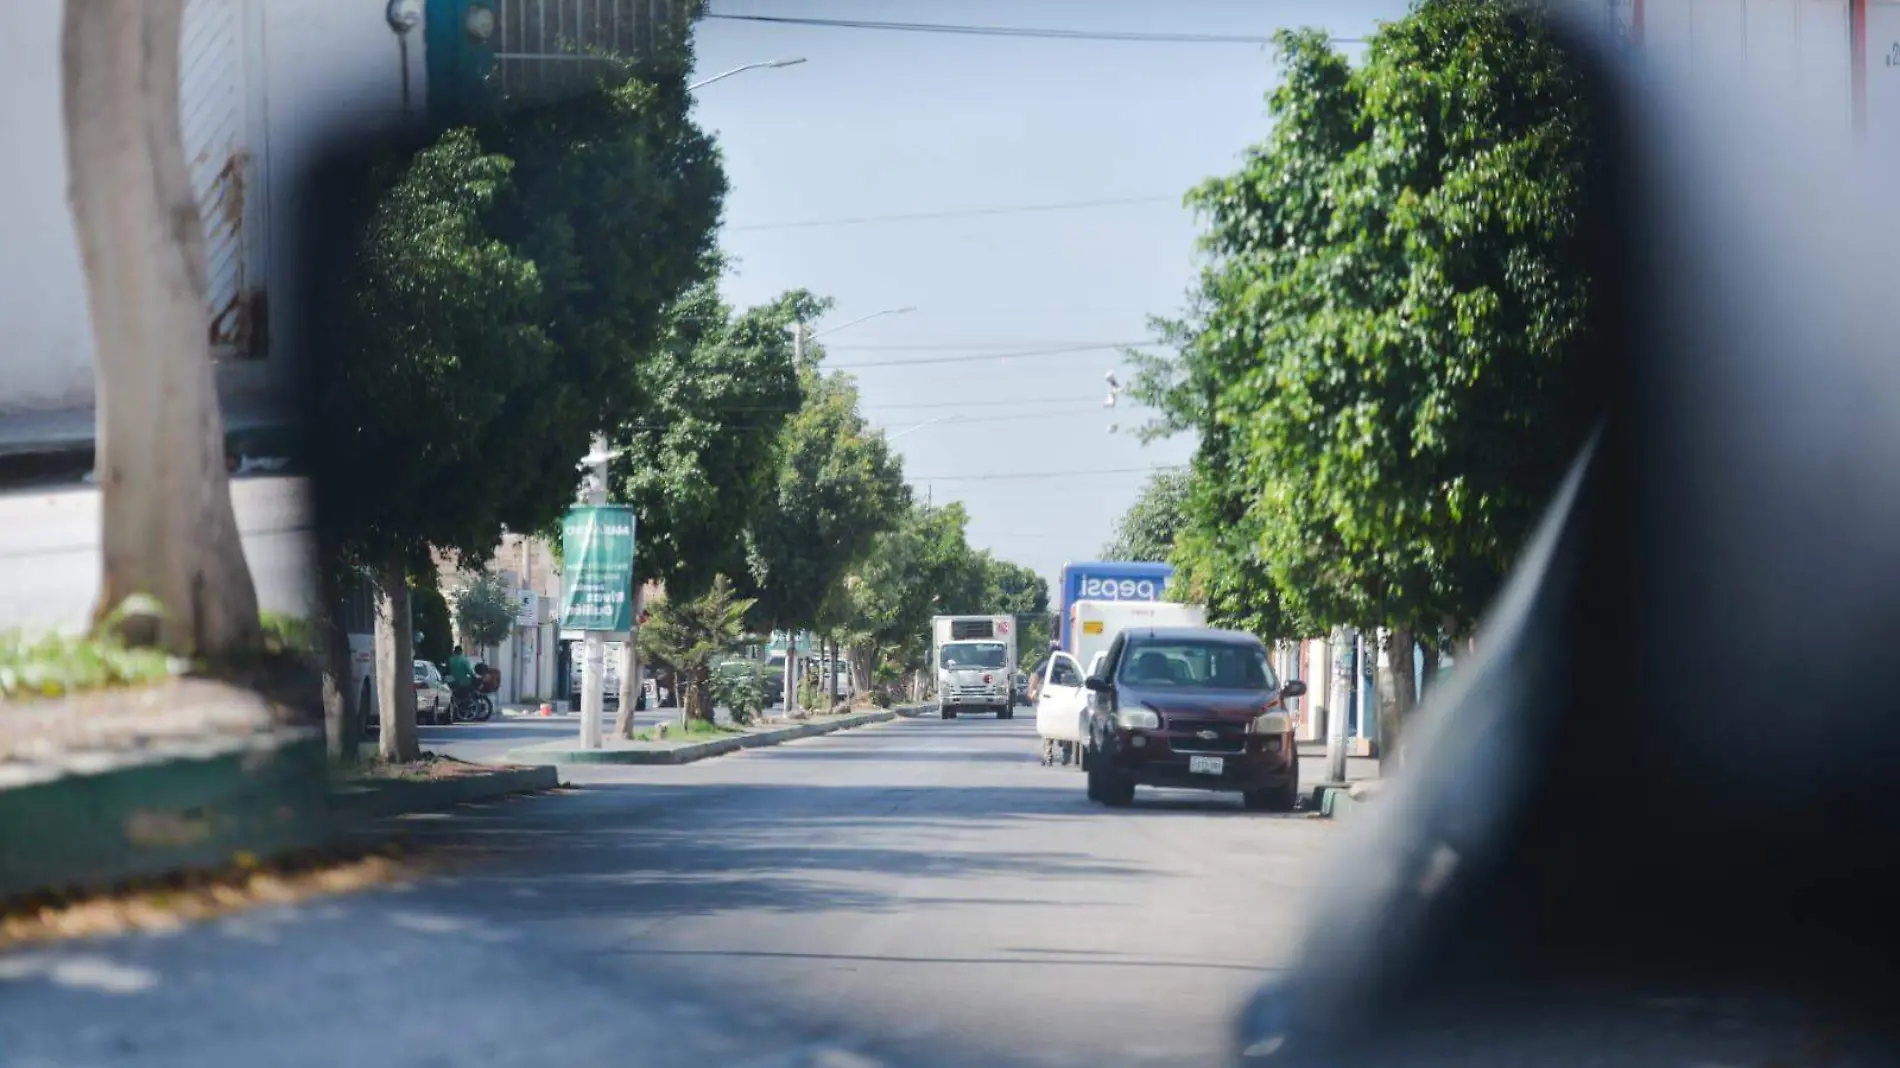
0;730;332;903
1311;781;1379;819
0;421;302;489
329;765;561;821
501;708;909;766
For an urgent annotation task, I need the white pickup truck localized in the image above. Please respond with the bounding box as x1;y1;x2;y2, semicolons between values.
1034;599;1207;766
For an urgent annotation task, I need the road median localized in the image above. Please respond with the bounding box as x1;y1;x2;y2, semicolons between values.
501;704;930;766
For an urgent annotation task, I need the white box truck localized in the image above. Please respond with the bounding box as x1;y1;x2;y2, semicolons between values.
932;615;1017;720
1034;599;1207;766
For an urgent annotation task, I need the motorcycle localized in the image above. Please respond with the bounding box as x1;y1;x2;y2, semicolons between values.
450;663;498;722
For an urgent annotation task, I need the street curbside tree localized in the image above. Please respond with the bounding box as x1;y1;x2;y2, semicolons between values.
61;0;262;658
449;571;517;655
602;282;814;734
311;66;725;760
1136;4;1606;759
1101;470;1193;563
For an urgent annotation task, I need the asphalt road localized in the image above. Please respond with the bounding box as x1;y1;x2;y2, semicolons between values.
0;476;315;632
0;711;1343;1067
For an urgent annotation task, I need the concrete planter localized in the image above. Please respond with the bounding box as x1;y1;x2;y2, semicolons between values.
0;729;331;903
329;766;560;821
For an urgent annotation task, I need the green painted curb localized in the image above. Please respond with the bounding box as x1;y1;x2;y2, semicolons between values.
503;709;899;766
1314;785;1361;819
329;766;560;821
0;730;332;903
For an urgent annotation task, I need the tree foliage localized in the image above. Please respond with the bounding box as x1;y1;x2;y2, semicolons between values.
314;69;724;566
1135;2;1602;642
1102;470;1193;562
608;283;817;598
740;371;910;632
637;574;753;724
449;571;517;650
824;501;975;687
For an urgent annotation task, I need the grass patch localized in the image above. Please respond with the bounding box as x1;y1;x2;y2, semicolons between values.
628;717;741;742
0;629;178;702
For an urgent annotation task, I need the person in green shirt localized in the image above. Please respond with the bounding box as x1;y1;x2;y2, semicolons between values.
447;645;476;698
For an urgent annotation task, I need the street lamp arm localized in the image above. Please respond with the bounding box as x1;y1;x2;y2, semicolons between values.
688;57;806;91
806;305;918;342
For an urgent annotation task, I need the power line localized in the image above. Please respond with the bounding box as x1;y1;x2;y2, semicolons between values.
826;340;1142;351
700;13;1363;46
614;405;1111;434
868;394;1104;411
830;342;1158;370
881;406;1105;432
726;195;1180;232
907;465;1185;483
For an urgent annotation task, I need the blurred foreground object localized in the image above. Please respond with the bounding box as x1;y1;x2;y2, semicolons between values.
1235;2;1900;1064
61;0;260;655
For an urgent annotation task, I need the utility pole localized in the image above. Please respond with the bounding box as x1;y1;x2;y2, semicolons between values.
785;321;804;718
1327;626;1354;784
578;432;610;749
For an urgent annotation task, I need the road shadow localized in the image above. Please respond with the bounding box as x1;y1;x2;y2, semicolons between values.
744;748;1040;764
385;782;1181;923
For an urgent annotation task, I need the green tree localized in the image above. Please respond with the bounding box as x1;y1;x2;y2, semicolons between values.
449;571;517;652
312;62;725;759
637;575;753;726
741;371;911;642
1135;4;1602;754
609;283;817;596
410;581;452;667
1102;471;1193;562
825;501;975;692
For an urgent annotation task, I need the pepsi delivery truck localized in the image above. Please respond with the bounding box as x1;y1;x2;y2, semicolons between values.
1056;561;1174;655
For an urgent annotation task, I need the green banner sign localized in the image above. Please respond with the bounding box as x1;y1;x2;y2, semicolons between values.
559;505;636;632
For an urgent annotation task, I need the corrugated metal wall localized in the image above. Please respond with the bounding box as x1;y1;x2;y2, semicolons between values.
488;0;690;102
181;0;261;359
1637;0;1855;142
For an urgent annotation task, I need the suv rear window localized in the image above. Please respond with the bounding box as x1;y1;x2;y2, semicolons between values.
1117;640;1275;691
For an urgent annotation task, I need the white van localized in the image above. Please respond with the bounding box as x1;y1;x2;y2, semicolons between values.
1035;600;1207;766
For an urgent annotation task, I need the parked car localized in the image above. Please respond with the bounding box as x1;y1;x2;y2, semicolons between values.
414;660;452;725
1082;627;1307;811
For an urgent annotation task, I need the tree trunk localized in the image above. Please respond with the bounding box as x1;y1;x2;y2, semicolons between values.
320;565;358;763
617;584;645;738
1376;628;1418;769
1420;643;1442;700
826;635;839;706
64;0;261;655
373;558;420;762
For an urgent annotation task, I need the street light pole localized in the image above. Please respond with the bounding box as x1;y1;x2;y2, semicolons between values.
688;57;806;92
577;433;615;749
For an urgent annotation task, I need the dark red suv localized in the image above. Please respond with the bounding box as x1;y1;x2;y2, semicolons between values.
1082;627;1306;810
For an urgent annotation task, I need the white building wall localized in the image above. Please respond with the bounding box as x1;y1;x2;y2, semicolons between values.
0;0;427;417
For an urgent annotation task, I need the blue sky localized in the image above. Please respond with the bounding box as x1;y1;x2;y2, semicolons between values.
688;1;1411;589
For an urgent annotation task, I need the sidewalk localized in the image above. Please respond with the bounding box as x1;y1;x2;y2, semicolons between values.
1297;741;1380;784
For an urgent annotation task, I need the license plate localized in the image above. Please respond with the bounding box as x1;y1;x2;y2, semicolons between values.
1188;756;1224;775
